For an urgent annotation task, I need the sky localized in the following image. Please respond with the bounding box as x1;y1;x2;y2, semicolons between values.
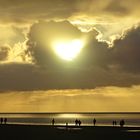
0;0;140;112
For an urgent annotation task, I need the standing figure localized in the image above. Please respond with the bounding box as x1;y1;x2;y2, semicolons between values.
114;120;117;126
0;118;3;124
112;120;115;126
120;119;125;127
4;118;7;124
93;118;96;126
52;118;55;126
75;119;78;126
78;120;81;126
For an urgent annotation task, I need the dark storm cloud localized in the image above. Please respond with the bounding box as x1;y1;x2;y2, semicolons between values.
77;36;110;68
0;62;140;92
111;26;140;73
80;24;140;74
0;21;139;91
0;63;49;91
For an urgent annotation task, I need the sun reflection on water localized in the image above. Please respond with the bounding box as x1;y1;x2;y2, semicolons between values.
57;113;83;119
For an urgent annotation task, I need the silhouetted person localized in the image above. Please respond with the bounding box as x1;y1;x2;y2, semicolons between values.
114;120;117;126
4;118;7;124
113;120;117;126
75;119;78;126
65;122;68;130
0;118;3;124
120;119;125;127
52;118;55;126
78;120;81;126
93;118;96;126
112;120;115;126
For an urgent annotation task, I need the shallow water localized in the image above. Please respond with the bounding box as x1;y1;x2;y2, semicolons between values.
0;113;140;127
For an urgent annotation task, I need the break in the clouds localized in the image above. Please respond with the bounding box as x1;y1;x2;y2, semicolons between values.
0;20;140;91
0;0;139;91
27;20;86;66
0;0;140;112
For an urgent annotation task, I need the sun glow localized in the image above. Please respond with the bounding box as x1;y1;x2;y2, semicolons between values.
54;39;84;61
57;113;83;119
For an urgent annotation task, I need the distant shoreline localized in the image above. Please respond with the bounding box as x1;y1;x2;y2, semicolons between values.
0;112;140;128
4;122;140;128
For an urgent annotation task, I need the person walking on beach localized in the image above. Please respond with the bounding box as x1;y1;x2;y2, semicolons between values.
75;119;78;126
113;120;117;126
93;118;96;126
78;120;81;126
52;118;55;126
114;120;117;126
120;119;125;127
112;120;115;126
0;118;3;124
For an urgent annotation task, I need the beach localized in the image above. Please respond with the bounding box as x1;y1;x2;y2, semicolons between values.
0;124;140;140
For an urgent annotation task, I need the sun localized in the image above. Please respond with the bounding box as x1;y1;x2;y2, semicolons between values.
53;39;84;61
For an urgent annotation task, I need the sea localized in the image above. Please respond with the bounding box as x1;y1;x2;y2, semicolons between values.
0;112;140;127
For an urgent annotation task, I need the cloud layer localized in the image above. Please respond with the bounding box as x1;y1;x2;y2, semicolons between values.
0;20;139;91
0;86;140;112
0;1;139;92
0;0;139;21
0;0;140;43
0;1;139;112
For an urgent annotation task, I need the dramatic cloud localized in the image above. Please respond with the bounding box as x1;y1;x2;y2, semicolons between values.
0;25;31;63
111;26;140;73
0;1;139;112
0;21;139;92
27;20;87;66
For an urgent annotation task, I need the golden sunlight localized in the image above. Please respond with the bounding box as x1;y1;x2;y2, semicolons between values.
57;113;83;118
53;39;84;61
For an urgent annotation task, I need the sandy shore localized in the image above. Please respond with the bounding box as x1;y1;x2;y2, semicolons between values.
0;124;140;140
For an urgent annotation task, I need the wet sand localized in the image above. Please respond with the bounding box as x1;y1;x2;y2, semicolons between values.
0;124;140;140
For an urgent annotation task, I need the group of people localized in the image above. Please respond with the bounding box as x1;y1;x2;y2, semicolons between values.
0;117;7;124
112;120;117;126
113;120;125;127
75;119;82;126
51;118;125;127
